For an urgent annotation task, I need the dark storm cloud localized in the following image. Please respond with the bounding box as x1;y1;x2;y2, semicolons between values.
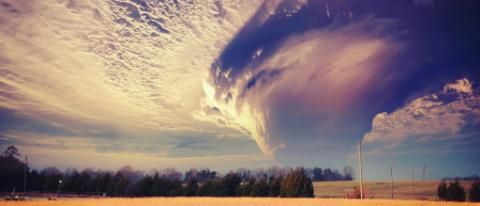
166;135;261;158
0;0;19;14
205;0;480;162
215;0;480;96
171;137;213;150
0;108;75;137
243;68;283;94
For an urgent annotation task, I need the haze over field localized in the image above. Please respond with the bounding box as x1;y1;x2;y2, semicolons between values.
0;0;479;179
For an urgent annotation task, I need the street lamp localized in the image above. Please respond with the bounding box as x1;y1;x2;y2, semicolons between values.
57;180;62;197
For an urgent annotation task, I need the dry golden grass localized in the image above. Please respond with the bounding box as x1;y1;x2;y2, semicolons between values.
2;197;480;206
314;181;473;200
1;181;476;205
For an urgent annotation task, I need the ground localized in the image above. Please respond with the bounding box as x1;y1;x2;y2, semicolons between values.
314;181;472;200
2;198;480;206
2;181;477;205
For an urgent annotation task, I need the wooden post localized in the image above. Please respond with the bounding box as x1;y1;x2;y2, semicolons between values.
24;155;28;194
422;163;426;182
390;166;394;199
358;140;364;199
412;169;415;194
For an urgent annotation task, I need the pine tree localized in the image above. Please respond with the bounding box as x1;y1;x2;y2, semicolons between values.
185;177;199;196
280;168;314;197
469;181;480;202
446;180;466;202
437;181;447;200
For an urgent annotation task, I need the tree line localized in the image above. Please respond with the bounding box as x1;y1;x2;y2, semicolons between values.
0;146;353;197
437;180;480;202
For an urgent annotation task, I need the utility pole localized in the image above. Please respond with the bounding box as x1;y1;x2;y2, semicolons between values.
358;140;364;199
24;155;28;195
390;166;394;199
57;180;62;198
412;168;415;193
422;163;426;182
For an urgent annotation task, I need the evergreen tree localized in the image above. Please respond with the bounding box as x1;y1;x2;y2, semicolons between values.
185;177;199;196
0;146;25;192
268;176;282;197
280;168;314;197
198;179;224;196
469;181;480;202
112;172;130;196
438;181;447;200
135;175;153;196
237;178;255;196
250;178;269;197
41;167;62;192
222;173;241;196
446;180;466;202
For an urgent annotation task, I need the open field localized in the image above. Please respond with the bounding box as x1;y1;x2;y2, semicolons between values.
314;181;474;200
2;181;477;205
2;198;480;206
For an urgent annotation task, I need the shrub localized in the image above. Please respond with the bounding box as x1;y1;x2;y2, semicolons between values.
437;181;447;200
268;176;282;197
185;177;198;196
197;179;224;196
469;181;480;202
250;178;269;197
237;179;255;196
222;173;241;196
446;180;466;202
280;168;314;197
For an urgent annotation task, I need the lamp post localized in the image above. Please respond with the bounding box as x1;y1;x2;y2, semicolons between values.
57;180;63;198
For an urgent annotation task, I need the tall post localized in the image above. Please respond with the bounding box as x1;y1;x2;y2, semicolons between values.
412;168;415;193
57;180;62;198
358;140;364;199
24;155;28;194
422;163;426;182
390;166;394;199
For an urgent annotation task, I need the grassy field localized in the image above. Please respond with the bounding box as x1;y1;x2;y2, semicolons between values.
314;180;473;200
1;181;477;205
2;197;480;206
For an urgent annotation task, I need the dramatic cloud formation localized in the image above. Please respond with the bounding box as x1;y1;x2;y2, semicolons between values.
197;18;402;156
0;0;262;133
196;0;480;173
0;0;273;169
1;0;480;178
363;78;480;144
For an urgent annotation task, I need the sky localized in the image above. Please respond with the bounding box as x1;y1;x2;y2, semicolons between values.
0;0;479;180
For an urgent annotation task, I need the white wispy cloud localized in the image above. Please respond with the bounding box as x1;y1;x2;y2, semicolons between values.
363;78;480;144
443;78;474;94
0;0;262;136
